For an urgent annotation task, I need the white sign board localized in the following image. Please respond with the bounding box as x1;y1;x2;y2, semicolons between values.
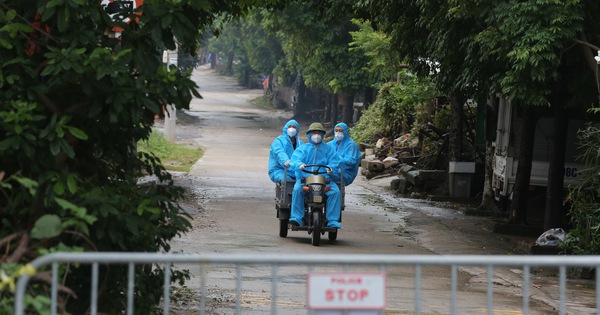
308;272;386;310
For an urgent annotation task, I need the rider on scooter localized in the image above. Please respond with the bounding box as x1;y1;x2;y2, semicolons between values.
289;122;342;228
327;122;361;186
268;119;304;183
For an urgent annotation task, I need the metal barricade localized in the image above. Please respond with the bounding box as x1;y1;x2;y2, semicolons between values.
13;253;600;315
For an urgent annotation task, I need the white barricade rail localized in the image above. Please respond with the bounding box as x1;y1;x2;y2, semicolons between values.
13;253;600;315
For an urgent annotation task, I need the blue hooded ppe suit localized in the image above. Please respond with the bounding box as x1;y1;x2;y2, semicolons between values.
268;120;304;183
289;129;342;228
327;122;361;186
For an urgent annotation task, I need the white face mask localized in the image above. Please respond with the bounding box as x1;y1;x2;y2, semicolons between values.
287;127;297;137
311;134;323;144
334;132;344;141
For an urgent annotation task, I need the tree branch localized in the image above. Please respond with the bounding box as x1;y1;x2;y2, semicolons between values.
6;232;28;263
0;232;23;261
36;91;60;113
572;38;600;51
65;101;92;115
64;230;98;251
31;271;78;299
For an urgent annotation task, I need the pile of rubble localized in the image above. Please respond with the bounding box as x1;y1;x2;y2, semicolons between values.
359;135;448;197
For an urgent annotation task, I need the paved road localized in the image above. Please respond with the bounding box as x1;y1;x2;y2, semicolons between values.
166;65;595;314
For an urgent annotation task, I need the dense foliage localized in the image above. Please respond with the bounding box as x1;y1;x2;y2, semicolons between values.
0;0;268;313
209;2;378;102
350;72;437;143
562;123;600;254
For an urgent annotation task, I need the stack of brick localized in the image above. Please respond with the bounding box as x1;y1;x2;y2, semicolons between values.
359;135;447;197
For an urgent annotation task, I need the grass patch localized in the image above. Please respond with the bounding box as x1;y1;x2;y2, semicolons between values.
138;130;204;173
252;95;273;110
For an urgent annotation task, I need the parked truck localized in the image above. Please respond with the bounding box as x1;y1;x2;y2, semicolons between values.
492;97;585;208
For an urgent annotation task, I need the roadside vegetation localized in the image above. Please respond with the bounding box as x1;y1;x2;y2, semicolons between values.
562;124;600;255
137;130;204;173
252;95;273;111
0;1;269;314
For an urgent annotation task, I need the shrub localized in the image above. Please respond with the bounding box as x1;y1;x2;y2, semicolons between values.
562;123;600;255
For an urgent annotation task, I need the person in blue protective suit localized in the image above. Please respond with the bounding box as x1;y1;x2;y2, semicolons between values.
289;122;342;228
268;120;304;183
327;122;361;186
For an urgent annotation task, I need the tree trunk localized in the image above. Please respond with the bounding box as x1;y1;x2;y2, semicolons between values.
293;73;306;119
545;90;569;230
330;93;339;126
244;68;251;88
509;105;538;224
266;73;274;105
363;87;374;112
210;53;217;69
198;46;207;65
324;90;331;123
342;93;354;124
450;94;466;161
478;95;499;212
226;51;234;75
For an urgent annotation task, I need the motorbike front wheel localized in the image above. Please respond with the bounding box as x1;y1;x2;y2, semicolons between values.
312;211;321;246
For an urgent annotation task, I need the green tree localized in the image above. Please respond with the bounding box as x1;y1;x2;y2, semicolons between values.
358;0;600;226
0;0;269;313
208;16;242;75
350;73;437;145
462;0;597;226
241;10;285;84
208;10;286;92
348;18;405;83
353;0;498;211
260;1;376;123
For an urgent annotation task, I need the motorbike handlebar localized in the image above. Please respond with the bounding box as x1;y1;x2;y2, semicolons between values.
301;164;332;175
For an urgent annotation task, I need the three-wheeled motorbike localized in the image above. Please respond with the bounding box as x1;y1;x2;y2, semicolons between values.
275;164;345;246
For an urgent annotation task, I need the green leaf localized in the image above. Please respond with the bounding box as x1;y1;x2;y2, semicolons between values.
137;199;161;216
53;181;65;196
14;176;38;195
54;197;79;211
49;141;60;156
47;0;63;9
162;15;173;28
67;174;77;194
0;38;13;49
65;126;88;140
31;215;62;239
5;9;17;21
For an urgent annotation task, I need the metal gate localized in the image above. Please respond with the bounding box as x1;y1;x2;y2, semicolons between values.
13;253;600;314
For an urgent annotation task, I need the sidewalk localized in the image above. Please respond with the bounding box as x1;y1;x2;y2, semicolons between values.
362;174;598;314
